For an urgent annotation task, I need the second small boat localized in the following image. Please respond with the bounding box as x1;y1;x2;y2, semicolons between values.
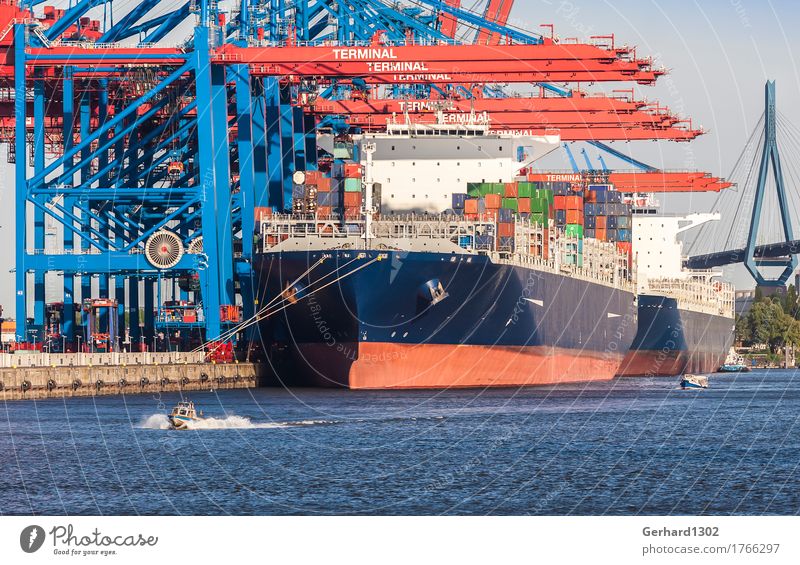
680;374;709;389
168;400;203;430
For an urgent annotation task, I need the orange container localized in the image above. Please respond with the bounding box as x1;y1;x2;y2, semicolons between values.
566;210;583;225
464;213;479;220
344;163;363;178
517;198;531;213
485;193;502;209
503;183;518;198
254;207;272;220
553;195;566;210
344;207;361;220
305;171;322;184
585;190;597;203
316;176;331;192
317;205;332;219
596;216;607;229
595;228;607;241
498;222;514;238
483;209;499;221
344;191;362;207
565;195;583;210
465;199;479;214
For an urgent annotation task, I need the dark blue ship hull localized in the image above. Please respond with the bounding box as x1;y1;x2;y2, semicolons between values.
254;250;637;389
618;294;735;377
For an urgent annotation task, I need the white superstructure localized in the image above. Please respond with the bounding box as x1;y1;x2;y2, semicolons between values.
356;120;559;214
633;210;734;317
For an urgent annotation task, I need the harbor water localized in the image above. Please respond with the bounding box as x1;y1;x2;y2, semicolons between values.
1;370;799;515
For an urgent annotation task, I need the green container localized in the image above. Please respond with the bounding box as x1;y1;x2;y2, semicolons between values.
344;178;362;192
502;198;518;211
530;197;549;213
533;189;554;204
565;224;584;239
530;213;549;228
517;182;534;198
467;183;482;197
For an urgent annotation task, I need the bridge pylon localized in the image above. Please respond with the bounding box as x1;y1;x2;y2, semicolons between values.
744;81;797;286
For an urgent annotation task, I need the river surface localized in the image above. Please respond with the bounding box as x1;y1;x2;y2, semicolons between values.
1;370;799;515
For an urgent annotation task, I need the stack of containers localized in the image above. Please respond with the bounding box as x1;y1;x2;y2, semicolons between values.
315;170;339;219
584;184;631;243
342;163;363;220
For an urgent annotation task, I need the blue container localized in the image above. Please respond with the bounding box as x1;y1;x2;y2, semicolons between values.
608;191;622;203
607;216;618;229
588;184;610;192
594;190;608;203
606;229;618;242
475;234;494;249
553;185;569;196
585;216;596;229
555;209;567;225
292;184;306;199
458;235;473;248
498;208;514;223
584;203;596;216
317;191;341;207
617;229;632;242
617;215;631;229
452;193;468;210
585;228;596;239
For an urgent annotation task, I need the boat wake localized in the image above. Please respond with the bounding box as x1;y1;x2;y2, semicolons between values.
137;414;339;430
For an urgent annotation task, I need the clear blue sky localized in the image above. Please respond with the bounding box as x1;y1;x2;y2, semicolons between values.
1;0;798;316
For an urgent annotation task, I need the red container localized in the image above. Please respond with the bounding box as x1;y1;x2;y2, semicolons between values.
565;210;583;225
316;176;331;192
305;171;322;185
254;206;272;221
465;199;480;214
344;163;363;178
517;198;531;213
317;205;332;219
344;191;362;207
565;195;583;210
503;183;518;198
485;193;502;209
483;209;499;221
464;213;479;220
344;207;361;220
585;190;597;203
553;195;566;210
596;216;607;230
498;222;514;238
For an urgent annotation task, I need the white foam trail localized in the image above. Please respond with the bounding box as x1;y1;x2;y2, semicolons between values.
136;414;339;430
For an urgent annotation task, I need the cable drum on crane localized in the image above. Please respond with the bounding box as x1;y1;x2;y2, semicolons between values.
187;237;204;254
145;230;185;269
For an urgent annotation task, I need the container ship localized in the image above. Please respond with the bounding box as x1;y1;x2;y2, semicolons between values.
254;124;638;389
617;205;735;377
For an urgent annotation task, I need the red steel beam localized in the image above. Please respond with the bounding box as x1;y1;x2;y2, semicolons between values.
477;0;514;45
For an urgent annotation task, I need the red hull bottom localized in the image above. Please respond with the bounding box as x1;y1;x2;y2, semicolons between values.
290;343;624;389
617;349;726;377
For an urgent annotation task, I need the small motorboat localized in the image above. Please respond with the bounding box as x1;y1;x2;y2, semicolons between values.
718;349;751;373
680;374;709;389
168;400;203;430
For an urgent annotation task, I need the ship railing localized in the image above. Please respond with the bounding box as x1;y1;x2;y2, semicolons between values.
644;277;735;317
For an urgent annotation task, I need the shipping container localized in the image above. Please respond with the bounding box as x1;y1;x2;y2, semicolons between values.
458;235;473;249
317;176;331;192
485;193;502;209
553;195;566;210
595;228;607;241
585;228;596;239
607;215;618;230
501;198;518;212
316;206;332;219
497;222;514;238
503;183;518;198
584;203;596;216
344;163;363;178
292;184;306;199
452;193;468;210
565;195;582;210
465;198;480;214
475;234;494;250
565;210;583;225
617;228;632;242
565;224;584;239
517;197;531;213
596;216;608;230
498;236;515;250
304;171;322;185
585;216;596;229
517;182;534;198
497;208;514;223
344;191;362;208
317;191;341;207
344;178;362;192
555;209;567;225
